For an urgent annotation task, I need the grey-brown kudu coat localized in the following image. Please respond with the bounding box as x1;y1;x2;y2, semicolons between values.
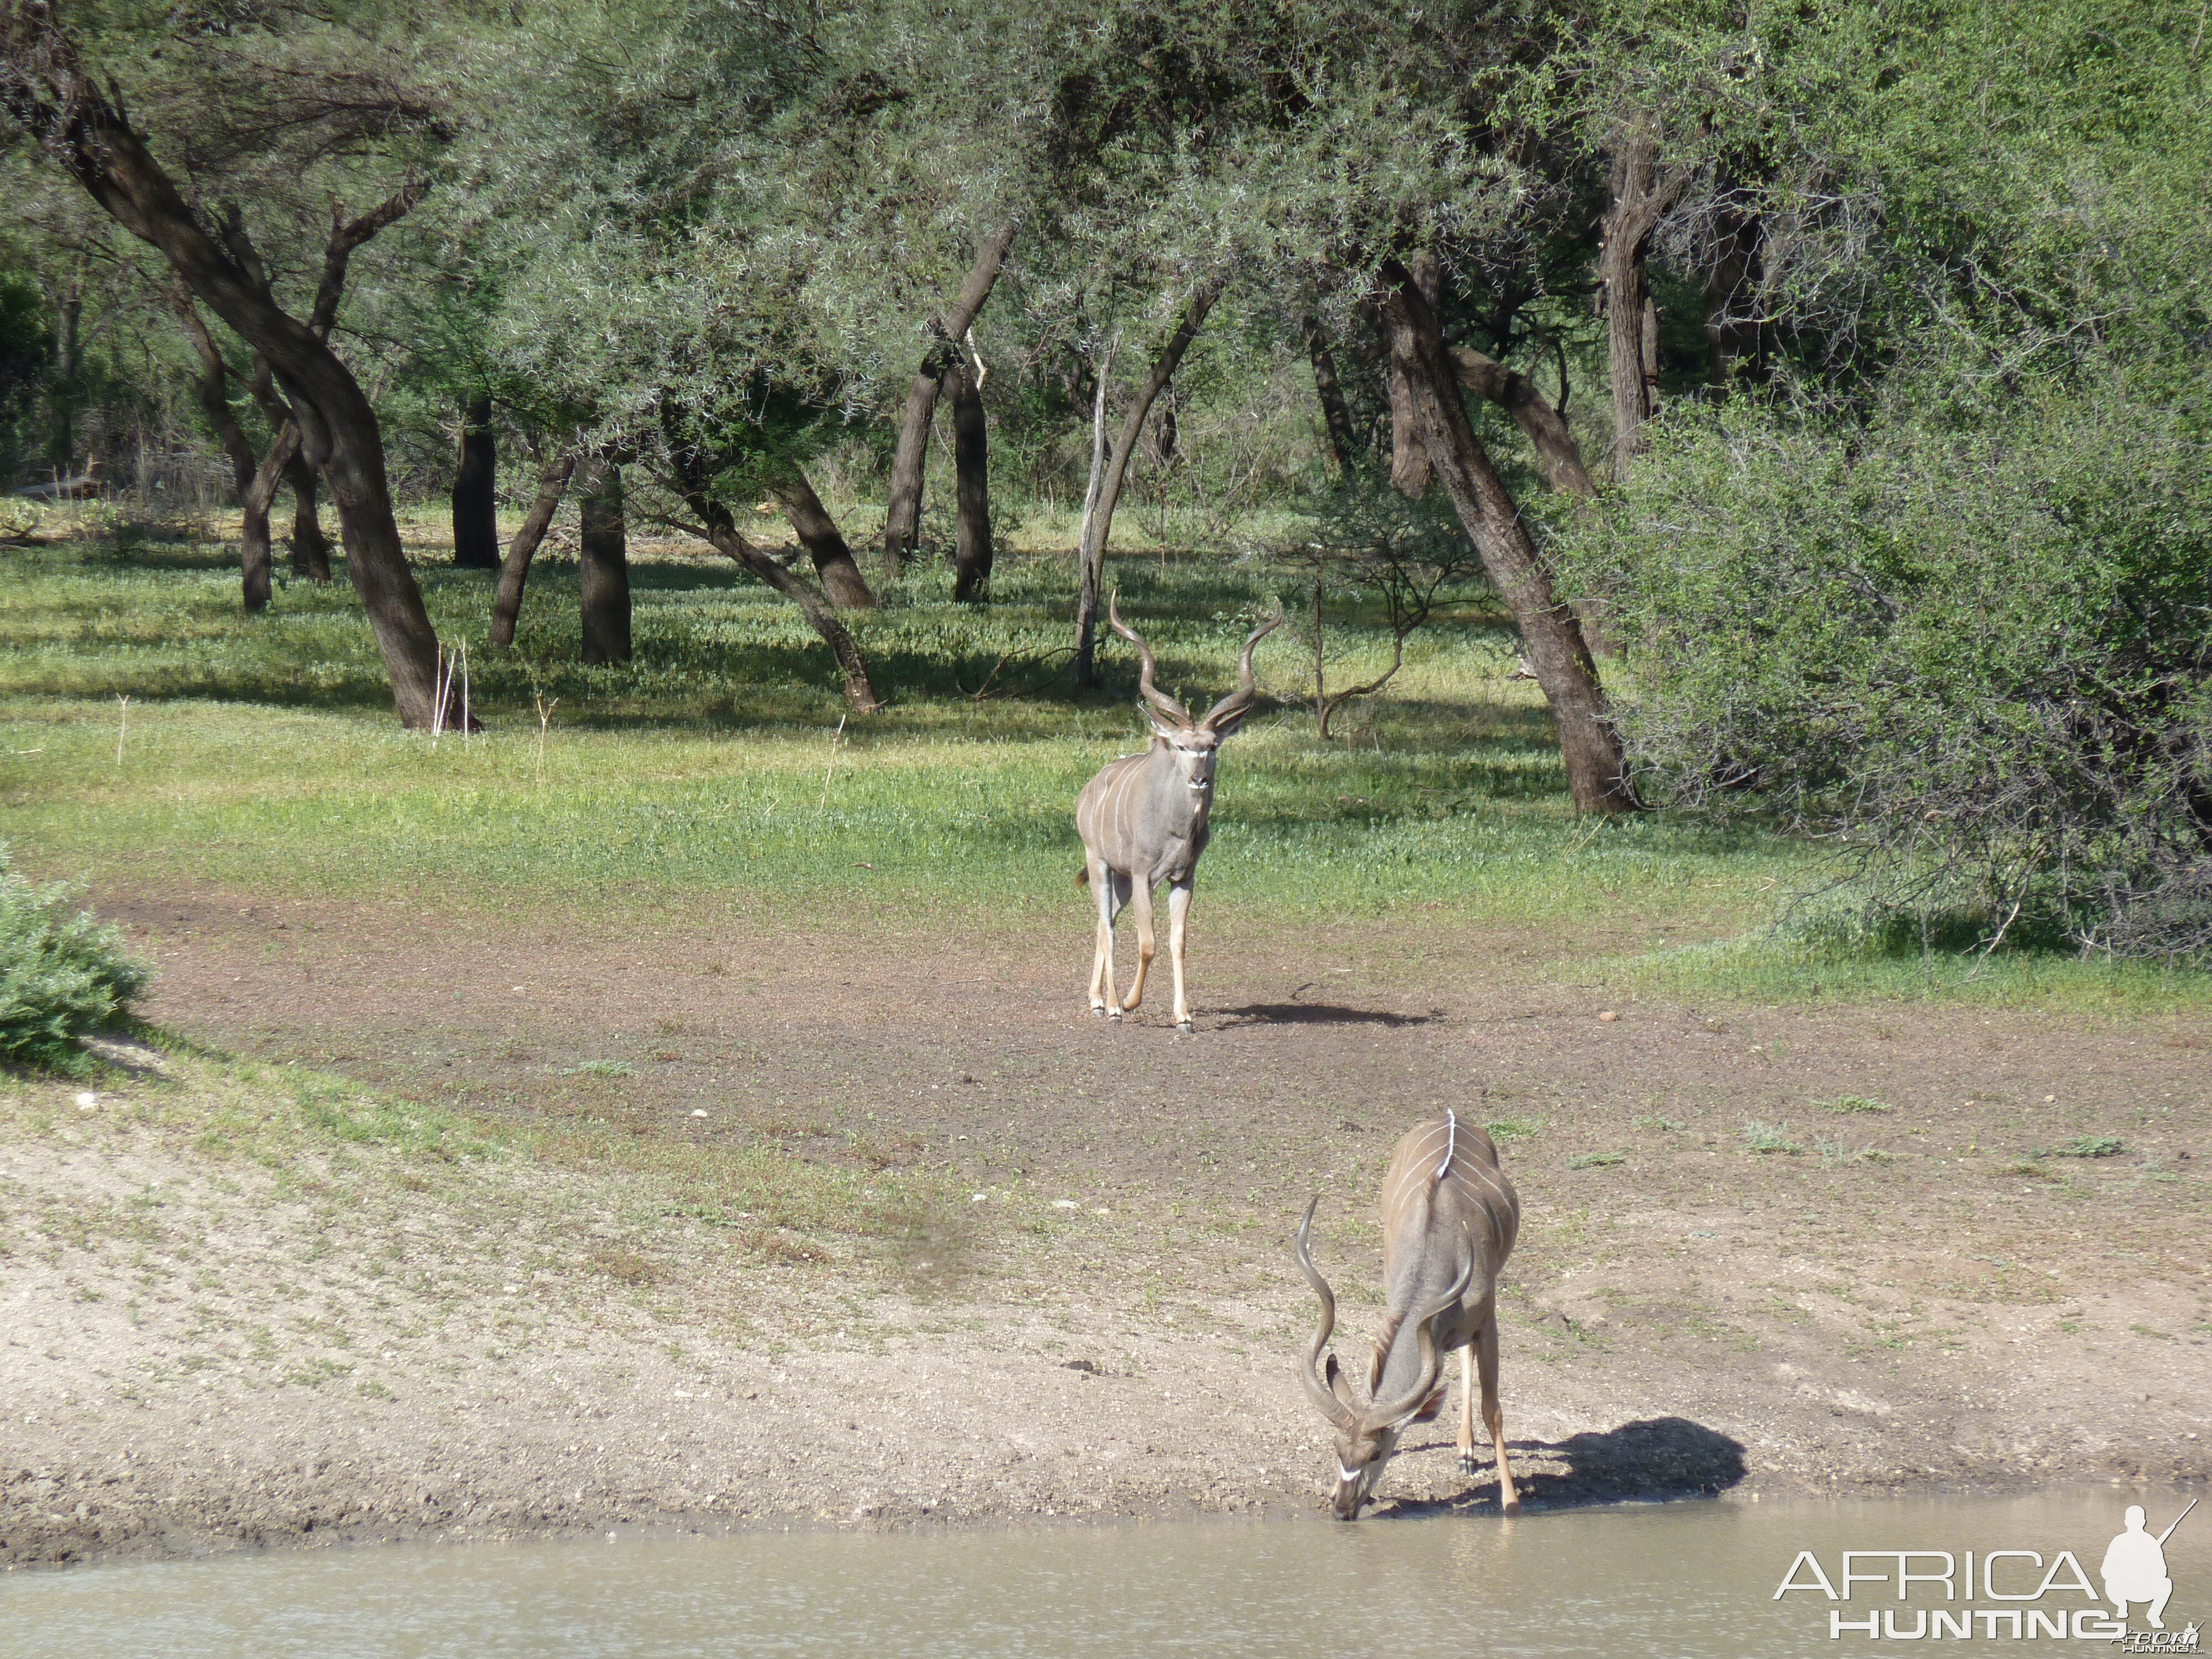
1074;595;1281;1031
1296;1114;1521;1519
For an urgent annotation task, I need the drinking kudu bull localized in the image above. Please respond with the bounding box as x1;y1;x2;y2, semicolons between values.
1074;594;1282;1031
1296;1113;1522;1519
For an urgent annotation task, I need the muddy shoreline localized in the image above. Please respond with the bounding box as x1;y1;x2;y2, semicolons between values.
7;900;2207;1573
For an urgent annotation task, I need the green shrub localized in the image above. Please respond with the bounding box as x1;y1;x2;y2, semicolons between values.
1558;374;2212;963
0;846;147;1071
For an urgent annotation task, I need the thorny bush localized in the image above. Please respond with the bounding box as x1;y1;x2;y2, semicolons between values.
1557;378;2212;963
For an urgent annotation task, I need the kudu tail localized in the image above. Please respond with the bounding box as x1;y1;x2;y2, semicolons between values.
1075;864;1090;886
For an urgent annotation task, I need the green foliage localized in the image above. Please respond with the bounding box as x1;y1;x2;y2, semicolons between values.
1562;375;2212;962
1740;1120;1799;1155
0;270;50;482
0;844;146;1072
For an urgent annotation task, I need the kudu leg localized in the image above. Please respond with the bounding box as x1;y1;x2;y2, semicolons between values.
1120;879;1157;1013
1458;1344;1478;1469
1089;862;1128;1018
1165;879;1195;1031
1475;1319;1519;1514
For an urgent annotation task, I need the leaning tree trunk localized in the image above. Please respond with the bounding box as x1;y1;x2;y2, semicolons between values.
576;454;631;665
664;419;881;711
1302;317;1359;474
880;221;1016;581
948;359;992;602
1447;347;1597;498
770;463;875;609
489;447;575;650
1376;263;1635;814
241;352;330;582
168;288;269;608
451;394;500;570
1600;117;1675;482
1073;275;1225;687
284;455;330;581
3;32;452;727
692;504;880;713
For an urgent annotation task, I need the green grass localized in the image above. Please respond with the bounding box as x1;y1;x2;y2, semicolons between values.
1740;1120;1801;1156
3;521;2208;1013
0;525;1788;939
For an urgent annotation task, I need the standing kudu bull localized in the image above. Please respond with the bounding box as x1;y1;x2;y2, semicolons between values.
1075;594;1283;1031
1295;1113;1522;1520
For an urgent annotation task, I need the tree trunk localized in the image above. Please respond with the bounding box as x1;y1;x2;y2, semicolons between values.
46;260;81;472
770;463;875;608
1303;317;1359;473
1384;253;1442;497
451;394;499;570
171;290;255;496
4;35;451;726
1376;263;1635;813
880;221;1016;580
489;447;575;650
169;289;272;607
664;419;881;711
576;454;632;665
1446;346;1597;497
1703;198;1765;389
238;423;300;614
285;456;330;581
236;345;332;584
1073;276;1224;687
948;359;992;602
691;503;880;713
1600;118;1677;482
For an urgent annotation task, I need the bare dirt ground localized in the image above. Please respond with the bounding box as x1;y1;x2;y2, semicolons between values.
3;880;2206;1568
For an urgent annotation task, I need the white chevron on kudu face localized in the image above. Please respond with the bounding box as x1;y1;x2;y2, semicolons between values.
1295;1114;1523;1521
1073;593;1282;1032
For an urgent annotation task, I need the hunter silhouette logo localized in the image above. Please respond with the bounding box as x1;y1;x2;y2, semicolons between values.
2105;1502;2192;1629
1774;1499;2199;1645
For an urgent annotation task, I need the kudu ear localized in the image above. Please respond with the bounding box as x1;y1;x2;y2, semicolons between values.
1324;1353;1358;1412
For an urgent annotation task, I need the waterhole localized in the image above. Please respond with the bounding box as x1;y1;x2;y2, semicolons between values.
6;1488;2204;1657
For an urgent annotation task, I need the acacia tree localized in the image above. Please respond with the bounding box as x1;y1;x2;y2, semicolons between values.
1;2;458;725
448;0;891;697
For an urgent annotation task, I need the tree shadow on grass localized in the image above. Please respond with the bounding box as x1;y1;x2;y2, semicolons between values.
1383;1416;1749;1516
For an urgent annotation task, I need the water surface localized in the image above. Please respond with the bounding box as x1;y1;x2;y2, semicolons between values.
6;1489;2205;1657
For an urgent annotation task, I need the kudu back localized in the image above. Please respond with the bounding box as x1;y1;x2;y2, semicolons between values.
1074;594;1281;1031
1295;1113;1521;1519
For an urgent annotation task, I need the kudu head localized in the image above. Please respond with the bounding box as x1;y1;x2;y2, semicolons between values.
1295;1196;1470;1521
1108;592;1284;800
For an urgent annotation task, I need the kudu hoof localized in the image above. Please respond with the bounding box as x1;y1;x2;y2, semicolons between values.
1108;1008;1123;1022
1175;1019;1194;1035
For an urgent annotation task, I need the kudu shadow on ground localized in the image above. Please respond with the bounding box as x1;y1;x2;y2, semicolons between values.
1383;1417;1750;1517
1211;1000;1442;1029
